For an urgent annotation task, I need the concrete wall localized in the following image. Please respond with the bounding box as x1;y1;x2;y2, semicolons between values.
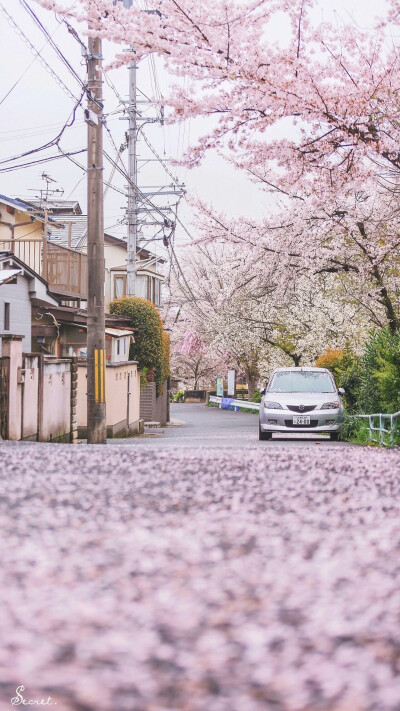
40;360;71;442
0;274;31;355
22;355;39;440
77;360;140;437
1;336;74;442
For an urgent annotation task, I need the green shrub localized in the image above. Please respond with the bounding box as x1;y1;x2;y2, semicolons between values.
339;413;369;443
251;390;262;403
110;297;167;396
357;328;400;414
315;347;361;410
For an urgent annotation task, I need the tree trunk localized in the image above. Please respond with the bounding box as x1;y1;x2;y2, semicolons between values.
291;353;302;367
247;372;258;401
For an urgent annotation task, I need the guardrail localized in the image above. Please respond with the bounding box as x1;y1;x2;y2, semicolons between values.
353;411;400;446
209;395;260;412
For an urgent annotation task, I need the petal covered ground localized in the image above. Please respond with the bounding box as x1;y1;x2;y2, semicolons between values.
0;443;400;710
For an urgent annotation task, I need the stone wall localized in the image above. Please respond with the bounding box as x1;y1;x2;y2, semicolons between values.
140;380;169;426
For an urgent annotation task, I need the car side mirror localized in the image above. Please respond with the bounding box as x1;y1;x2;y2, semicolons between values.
338;387;345;395
260;387;266;396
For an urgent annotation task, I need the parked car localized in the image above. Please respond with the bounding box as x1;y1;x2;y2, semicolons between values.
259;367;344;441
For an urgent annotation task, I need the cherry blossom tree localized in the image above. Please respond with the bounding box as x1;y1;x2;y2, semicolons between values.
168;324;226;389
37;0;400;195
37;0;400;372
166;235;366;394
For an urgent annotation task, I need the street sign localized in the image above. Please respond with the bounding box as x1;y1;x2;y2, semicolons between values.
216;376;223;397
227;369;236;397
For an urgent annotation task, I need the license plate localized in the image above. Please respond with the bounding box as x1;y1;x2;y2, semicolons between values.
293;416;310;425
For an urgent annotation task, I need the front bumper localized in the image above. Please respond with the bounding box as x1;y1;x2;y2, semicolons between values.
259;408;343;433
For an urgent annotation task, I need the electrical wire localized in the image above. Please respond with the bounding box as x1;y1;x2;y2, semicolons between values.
0;148;86;173
19;0;86;91
0;3;81;102
0;120;86;143
57;146;127;197
0;90;85;167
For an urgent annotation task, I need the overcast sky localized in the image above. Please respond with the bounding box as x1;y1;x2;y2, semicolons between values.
0;0;387;253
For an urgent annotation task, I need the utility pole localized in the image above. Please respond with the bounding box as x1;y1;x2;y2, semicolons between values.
126;54;138;296
86;35;106;444
124;0;137;296
118;0;185;282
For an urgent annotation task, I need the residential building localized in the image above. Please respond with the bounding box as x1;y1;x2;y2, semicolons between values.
26;200;166;308
0;251;59;356
0;194;87;301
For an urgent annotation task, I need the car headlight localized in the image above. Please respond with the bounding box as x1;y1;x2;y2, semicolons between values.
264;401;283;409
321;401;340;410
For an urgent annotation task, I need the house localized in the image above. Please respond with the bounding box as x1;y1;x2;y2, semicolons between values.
0;251;59;356
31;303;136;357
27;200;166;308
0;193;87;302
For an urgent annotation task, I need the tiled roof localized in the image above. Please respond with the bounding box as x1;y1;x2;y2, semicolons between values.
24;199;82;215
48;215;89;249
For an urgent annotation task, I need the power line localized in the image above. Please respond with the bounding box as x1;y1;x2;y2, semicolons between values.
19;0;86;92
0;148;87;174
0;49;47;107
57;146;127;198
0;120;86;143
0;90;85;167
0;3;81;102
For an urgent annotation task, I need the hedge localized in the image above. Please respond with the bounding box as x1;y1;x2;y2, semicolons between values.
109;297;169;396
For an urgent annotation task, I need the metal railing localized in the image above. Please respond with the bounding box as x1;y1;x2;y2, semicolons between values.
353;412;400;446
209;395;260;411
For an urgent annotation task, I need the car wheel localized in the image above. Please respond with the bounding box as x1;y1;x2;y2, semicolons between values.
330;432;339;441
259;427;272;441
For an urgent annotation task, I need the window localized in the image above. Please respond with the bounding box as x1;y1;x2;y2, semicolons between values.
113;274;126;299
4;302;10;331
268;371;335;394
155;279;161;306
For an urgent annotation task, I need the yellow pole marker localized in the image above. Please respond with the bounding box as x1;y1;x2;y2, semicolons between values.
100;348;105;403
94;349;99;403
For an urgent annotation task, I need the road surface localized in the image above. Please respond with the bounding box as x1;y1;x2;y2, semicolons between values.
137;402;351;447
0;403;399;711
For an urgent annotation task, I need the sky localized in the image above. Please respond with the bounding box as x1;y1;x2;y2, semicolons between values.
0;0;388;256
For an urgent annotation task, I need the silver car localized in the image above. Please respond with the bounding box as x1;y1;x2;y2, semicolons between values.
259;367;344;441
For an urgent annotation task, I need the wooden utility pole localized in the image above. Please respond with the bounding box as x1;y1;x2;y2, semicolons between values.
86;35;106;444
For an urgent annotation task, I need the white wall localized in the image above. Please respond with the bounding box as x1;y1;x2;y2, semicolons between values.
0;274;31;356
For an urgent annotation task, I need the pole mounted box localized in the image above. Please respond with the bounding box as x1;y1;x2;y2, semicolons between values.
84;108;99;126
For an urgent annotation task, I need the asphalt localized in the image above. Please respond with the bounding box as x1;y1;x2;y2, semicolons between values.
137;402;351;448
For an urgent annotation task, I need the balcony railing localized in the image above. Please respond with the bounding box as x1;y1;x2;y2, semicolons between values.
0;238;88;300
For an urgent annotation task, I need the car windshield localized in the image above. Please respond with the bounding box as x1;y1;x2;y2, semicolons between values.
268;371;336;393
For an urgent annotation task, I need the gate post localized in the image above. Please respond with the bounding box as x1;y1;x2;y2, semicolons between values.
1;335;23;440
